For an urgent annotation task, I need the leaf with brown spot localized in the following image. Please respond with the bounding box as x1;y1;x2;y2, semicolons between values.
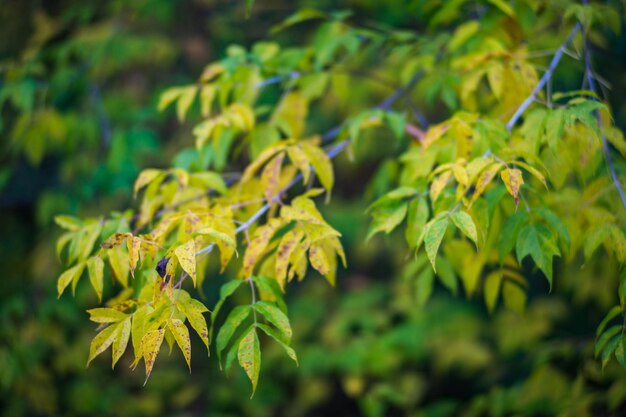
242;219;282;277
112;317;131;369
108;247;130;287
142;328;165;385
300;143;334;194
430;171;453;203
287;146;311;184
470;162;503;206
87;256;104;302
275;229;305;289
241;143;288;183
87;324;118;366
175;239;197;286
167;319;192;371
261;152;285;202
501;168;524;208
127;236;141;278
57;262;85;298
309;243;331;282
238;327;261;397
100;232;130;249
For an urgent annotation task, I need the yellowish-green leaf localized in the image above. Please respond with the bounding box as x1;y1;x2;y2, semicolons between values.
484;271;501;314
87;324;118;366
287;146;311;185
309;243;331;282
200;85;216;117
108;247;129;287
178;297;210;351
112;318;131;368
451;211;478;245
176;86;198;122
424;218;448;272
57;262;85;297
87;308;128;323
301;143;334;194
254;301;292;342
54;215;81;231
87;256;104;302
241;143;287;183
127;236;141;278
134;169;163;197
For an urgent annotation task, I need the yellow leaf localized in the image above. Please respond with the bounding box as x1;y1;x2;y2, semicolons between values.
87;308;128;323
309;243;331;283
243;218;282;277
487;63;503;99
422;122;450;149
300;143;334;194
176;86;198;122
228;103;256;131
261;152;285;202
470;162;503;206
177;297;210;352
275;228;305;289
131;306;150;368
57;262;85;297
87;256;104;302
513;161;547;189
272;91;308;138
134;169;163;197
167;319;192;371
200;85;216;117
87;324;118;366
175;239;197;286
142;328;165;385
430;171;452;202
127;236;141;278
500;168;524;208
108;247;129;287
112;318;131;368
101;232;130;249
241;143;288;183
287;145;311;184
453;164;469;186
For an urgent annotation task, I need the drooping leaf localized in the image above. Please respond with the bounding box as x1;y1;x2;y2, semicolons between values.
87;324;118;366
301;143;334;194
238;326;261;397
167;319;192;371
57;262;85;297
142;328;166;385
175;239;197;286
112;318;131;368
256;323;298;365
424;217;449;272
451;211;478;245
254;301;292;342
86;256;104;302
516;224;560;289
500;168;524;208
216;305;251;365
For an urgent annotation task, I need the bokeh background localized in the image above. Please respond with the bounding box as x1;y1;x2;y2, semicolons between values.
2;1;626;416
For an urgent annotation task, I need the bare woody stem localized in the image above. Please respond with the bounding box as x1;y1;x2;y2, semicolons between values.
581;26;626;209
506;23;581;132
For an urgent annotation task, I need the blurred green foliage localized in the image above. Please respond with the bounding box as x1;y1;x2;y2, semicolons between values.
2;1;626;416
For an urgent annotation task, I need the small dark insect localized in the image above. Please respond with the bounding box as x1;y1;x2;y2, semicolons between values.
156;257;170;278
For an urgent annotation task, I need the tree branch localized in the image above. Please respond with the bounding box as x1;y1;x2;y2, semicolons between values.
582;26;626;209
506;23;581;132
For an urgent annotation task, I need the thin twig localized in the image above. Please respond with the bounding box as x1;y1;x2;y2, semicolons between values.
506;24;581;132
582;26;626;209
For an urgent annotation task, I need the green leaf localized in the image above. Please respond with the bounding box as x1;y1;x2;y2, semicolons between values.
502;281;526;315
545;107;565;150
596;325;622;358
216;305;251;366
436;256;458;295
498;211;528;262
602;334;622;370
366;200;408;241
597;306;623;337
256;323;298;365
238;326;261;397
484;272;502;314
451;211;478;246
415;267;435;308
535;208;571;250
405;198;429;249
210;280;244;342
515;224;560;289
254;301;292;342
54;215;81;231
424;217;449;272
